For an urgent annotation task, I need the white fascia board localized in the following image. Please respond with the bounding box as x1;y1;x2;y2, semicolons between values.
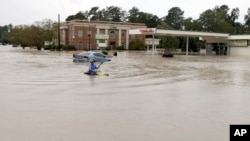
228;35;250;40
156;30;229;37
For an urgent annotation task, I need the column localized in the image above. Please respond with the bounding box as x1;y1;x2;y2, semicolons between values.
126;30;129;50
186;36;189;55
118;29;121;46
96;28;99;49
105;29;108;47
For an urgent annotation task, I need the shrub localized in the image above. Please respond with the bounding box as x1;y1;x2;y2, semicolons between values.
102;50;108;55
62;45;75;51
105;46;111;51
116;46;125;51
129;39;146;50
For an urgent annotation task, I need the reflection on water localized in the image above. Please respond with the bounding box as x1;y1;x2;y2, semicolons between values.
1;45;250;141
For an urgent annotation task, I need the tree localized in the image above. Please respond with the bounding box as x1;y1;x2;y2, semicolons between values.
66;11;86;21
104;6;127;22
183;18;197;31
9;19;56;49
157;23;179;50
244;8;250;34
88;7;100;20
0;24;12;43
156;22;174;30
65;15;76;21
75;11;86;20
159;36;179;50
227;8;239;24
65;6;128;22
128;7;140;23
197;5;234;33
164;7;184;30
244;8;250;26
127;7;160;27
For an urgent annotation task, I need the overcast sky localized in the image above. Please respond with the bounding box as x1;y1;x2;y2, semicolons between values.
1;0;249;26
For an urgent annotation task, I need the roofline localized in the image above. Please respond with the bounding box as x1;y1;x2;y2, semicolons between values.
156;29;229;38
228;35;250;40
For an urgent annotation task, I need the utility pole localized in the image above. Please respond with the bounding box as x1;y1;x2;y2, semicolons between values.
58;14;60;51
88;17;91;51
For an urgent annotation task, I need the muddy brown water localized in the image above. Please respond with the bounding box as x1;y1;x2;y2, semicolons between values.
1;45;250;141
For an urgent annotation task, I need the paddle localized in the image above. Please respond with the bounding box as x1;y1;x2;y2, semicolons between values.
97;62;104;69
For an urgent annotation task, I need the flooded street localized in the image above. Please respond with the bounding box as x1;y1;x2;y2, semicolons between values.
1;45;250;141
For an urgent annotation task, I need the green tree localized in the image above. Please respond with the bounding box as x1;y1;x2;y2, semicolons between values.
66;11;86;21
244;8;250;34
156;22;174;30
227;8;239;24
0;25;10;43
197;5;234;33
164;7;184;30
65;15;76;21
9;19;56;49
159;36;179;50
128;7;160;28
128;7;140;23
104;6;127;22
66;6;127;22
88;7;100;20
245;8;250;25
157;23;178;50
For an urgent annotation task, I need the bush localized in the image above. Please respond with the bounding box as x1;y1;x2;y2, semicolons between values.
43;45;51;50
116;46;125;51
129;39;146;50
102;50;108;55
105;46;111;51
62;45;75;51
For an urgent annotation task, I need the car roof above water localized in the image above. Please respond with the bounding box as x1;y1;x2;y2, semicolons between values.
79;51;103;54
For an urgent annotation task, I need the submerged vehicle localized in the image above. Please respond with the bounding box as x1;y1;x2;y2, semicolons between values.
73;51;111;62
162;50;174;57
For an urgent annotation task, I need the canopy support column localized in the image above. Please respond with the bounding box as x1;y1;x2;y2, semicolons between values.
152;34;155;55
186;36;189;55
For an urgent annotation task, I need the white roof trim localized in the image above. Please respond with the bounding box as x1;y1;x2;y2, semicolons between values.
129;28;229;38
228;35;250;40
156;29;229;38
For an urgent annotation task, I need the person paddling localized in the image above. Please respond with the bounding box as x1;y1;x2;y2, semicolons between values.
88;59;103;75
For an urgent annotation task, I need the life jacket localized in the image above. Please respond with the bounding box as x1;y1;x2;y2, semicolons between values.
89;63;97;72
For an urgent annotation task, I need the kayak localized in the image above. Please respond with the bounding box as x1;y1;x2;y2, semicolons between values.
84;71;109;76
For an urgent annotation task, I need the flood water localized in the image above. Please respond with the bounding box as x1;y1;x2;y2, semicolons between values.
1;45;250;141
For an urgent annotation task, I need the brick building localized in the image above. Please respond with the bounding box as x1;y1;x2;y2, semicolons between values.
60;20;147;50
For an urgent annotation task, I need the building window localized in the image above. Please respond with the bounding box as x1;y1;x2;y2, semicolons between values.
87;43;92;50
122;30;126;38
100;29;105;34
99;39;105;43
78;30;83;37
78;42;83;49
87;31;92;36
109;30;115;37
